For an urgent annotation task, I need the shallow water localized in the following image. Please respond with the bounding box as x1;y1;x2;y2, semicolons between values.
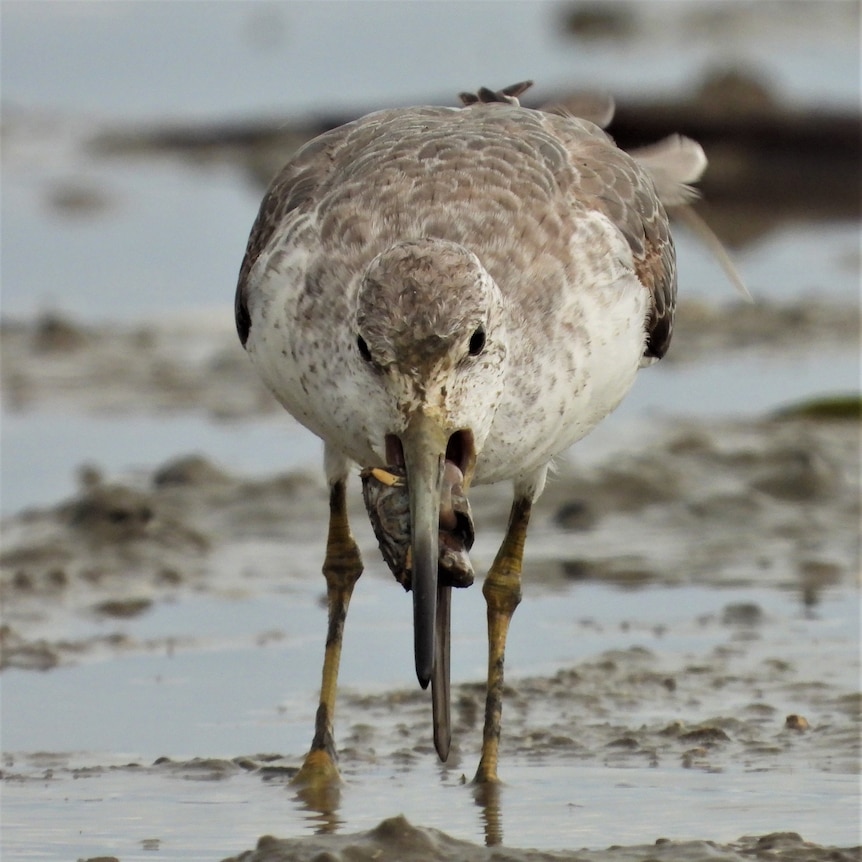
3;582;858;752
3;760;858;861
3;580;860;858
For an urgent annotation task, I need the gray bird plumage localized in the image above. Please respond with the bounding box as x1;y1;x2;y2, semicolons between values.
234;81;707;782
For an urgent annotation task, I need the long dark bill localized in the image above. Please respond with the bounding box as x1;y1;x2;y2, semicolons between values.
400;412;448;690
432;583;452;760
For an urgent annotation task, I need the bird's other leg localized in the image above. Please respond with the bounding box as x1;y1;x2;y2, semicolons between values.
293;450;363;787
474;492;534;784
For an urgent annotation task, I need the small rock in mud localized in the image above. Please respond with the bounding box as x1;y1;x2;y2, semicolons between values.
92;597;153;618
785;714;810;732
31;313;90;353
153;455;230;487
63;486;154;541
678;726;731;744
552;499;599;531
750;446;839;501
721;602;764;626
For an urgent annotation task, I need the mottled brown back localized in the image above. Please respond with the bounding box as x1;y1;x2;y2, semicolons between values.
236;89;677;359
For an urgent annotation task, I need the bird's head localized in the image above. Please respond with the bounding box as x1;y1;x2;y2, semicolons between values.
354;238;507;685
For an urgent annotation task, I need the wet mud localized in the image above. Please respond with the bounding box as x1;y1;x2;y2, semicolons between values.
220;819;859;862
2;407;858;670
2;400;859;858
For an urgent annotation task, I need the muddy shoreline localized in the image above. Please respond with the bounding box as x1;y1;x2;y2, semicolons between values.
2;298;859;861
222;820;859;862
2;404;858;672
2;380;859;858
2;22;860;856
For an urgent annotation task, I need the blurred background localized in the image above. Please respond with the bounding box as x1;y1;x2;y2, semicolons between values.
1;5;859;856
1;0;859;510
0;0;858;559
2;1;859;308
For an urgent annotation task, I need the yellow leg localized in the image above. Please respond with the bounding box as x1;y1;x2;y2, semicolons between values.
474;497;532;784
293;477;363;787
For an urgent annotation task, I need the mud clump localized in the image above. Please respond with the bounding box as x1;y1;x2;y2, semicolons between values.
219;816;862;862
153;455;232;487
678;726;731;744
0;626;62;671
31;313;91;353
220;814;548;862
785;714;811;732
0;452;331;668
92;597;153;618
2;414;858;670
64;485;156;542
721;602;764;626
539;414;859;595
750;446;840;502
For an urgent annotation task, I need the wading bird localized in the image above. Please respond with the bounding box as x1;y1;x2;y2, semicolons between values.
235;81;709;785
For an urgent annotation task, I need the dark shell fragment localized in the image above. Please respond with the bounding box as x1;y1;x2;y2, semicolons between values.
360;465;475;590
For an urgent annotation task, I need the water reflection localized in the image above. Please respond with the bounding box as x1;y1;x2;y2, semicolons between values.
289;760;508;846
474;780;505;846
293;779;344;835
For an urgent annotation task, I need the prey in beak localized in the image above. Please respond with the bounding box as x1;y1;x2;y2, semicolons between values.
361;417;476;760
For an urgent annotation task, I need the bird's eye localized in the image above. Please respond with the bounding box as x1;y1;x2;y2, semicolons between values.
468;326;486;357
357;335;373;362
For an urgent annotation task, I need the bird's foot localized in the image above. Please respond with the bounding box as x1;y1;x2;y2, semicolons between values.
292;748;341;787
292;749;342;817
472;761;502;785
